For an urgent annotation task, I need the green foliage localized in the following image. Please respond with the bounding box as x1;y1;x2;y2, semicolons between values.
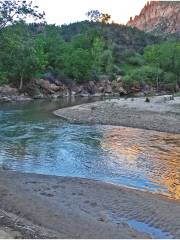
123;66;163;88
0;0;45;30
0;18;177;92
63;48;92;82
118;63;139;75
144;40;180;78
86;10;111;24
0;23;47;88
163;72;177;84
143;40;180;91
0;72;7;85
126;53;145;66
91;37;104;76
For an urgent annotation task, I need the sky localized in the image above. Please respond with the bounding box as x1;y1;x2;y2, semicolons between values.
32;0;148;26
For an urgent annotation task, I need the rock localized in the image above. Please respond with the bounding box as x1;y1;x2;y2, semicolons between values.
98;86;105;93
80;91;90;97
99;75;109;81
37;79;54;93
0;85;18;96
104;84;112;94
0;230;14;239
0;85;32;102
92;93;103;97
145;97;150;103
0;96;12;103
112;80;127;95
42;72;56;83
127;1;180;36
36;79;69;96
86;81;98;95
134;92;145;97
97;80;113;94
116;75;123;82
49;84;61;92
74;86;83;94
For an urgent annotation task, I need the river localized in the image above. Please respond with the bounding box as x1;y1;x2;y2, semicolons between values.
0;98;179;200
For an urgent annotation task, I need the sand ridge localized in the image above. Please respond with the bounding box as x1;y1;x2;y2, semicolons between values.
54;95;180;133
0;170;180;238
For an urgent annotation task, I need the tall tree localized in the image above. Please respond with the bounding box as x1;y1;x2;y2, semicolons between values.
86;10;111;24
0;0;45;30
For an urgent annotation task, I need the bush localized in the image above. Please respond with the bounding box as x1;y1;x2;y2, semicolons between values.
122;66;164;92
161;72;177;92
127;53;145;66
123;66;163;84
0;72;8;85
123;74;139;89
163;72;176;84
113;65;125;75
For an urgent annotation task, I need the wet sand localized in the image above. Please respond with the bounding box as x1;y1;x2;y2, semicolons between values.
0;170;180;239
54;95;180;133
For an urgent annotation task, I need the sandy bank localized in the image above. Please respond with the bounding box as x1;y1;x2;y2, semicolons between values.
0;170;180;238
54;95;180;133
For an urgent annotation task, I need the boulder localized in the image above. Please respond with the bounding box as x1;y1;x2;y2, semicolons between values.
112;80;127;95
104;84;112;94
0;96;12;103
38;79;52;92
37;79;61;93
49;83;61;92
116;75;123;82
86;81;98;94
98;86;104;93
0;85;18;96
97;80;112;94
99;75;110;81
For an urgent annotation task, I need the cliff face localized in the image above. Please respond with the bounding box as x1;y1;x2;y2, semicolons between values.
127;1;180;36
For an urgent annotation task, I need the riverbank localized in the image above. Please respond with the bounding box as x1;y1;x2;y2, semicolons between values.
54;95;180;133
0;170;180;239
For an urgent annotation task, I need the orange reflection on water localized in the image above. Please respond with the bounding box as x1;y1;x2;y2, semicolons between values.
101;127;180;200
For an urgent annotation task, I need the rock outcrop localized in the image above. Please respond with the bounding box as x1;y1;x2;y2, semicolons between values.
127;1;180;36
25;77;128;100
0;85;31;103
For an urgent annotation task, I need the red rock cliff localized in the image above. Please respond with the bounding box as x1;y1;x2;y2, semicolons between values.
127;1;180;35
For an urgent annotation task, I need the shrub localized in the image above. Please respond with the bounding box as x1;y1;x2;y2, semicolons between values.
161;72;177;92
127;53;145;66
0;72;8;85
123;66;163;84
163;72;176;84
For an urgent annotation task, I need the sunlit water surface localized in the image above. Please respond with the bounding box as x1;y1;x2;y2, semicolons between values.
0;98;180;199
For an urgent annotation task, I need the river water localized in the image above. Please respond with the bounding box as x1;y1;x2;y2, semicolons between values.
0;98;180;200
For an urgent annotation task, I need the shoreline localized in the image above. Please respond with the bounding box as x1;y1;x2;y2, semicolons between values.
0;170;180;238
54;95;180;134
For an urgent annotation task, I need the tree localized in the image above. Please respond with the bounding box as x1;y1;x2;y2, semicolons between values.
86;10;101;22
100;13;111;24
0;23;47;89
0;0;45;31
144;44;161;90
63;48;92;82
86;10;111;24
91;37;104;76
101;40;114;75
15;38;47;89
38;25;66;73
144;40;180;90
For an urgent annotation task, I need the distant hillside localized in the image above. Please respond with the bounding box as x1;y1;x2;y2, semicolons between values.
58;21;160;61
127;1;180;37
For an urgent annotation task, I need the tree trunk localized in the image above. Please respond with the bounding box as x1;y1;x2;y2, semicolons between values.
156;69;159;92
19;74;23;90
